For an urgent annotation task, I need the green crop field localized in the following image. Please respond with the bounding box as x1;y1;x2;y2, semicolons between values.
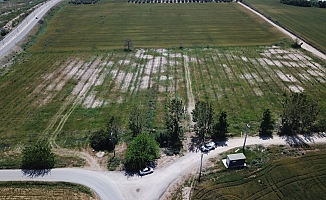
0;0;325;169
191;145;326;199
28;0;286;51
245;0;326;53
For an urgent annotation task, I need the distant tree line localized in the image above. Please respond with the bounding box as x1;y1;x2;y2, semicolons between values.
280;0;326;8
69;0;100;4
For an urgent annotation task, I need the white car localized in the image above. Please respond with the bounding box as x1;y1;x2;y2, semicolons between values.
139;167;153;176
200;142;216;153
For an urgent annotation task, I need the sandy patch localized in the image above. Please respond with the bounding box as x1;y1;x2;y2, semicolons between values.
276;70;297;82
307;69;324;77
119;60;130;65
289;85;304;93
253;88;263;96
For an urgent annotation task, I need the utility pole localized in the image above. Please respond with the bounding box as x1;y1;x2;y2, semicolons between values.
198;153;203;182
242;124;250;154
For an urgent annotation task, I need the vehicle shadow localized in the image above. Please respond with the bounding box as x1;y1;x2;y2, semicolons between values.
22;169;51;178
216;140;228;147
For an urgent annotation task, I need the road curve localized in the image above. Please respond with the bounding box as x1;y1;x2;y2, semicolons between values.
0;0;64;59
1;135;326;200
0;168;124;200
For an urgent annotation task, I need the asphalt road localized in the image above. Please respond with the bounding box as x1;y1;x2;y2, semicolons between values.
1;135;326;200
0;0;63;59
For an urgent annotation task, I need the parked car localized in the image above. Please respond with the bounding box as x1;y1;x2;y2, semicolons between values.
139;167;154;176
322;132;326;137
200;142;216;153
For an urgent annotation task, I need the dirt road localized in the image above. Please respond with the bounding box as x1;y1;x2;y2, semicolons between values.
238;2;326;61
2;135;326;200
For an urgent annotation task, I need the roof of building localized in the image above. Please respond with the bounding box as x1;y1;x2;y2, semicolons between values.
227;153;246;160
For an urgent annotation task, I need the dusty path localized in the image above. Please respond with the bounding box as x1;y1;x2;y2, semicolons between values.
2;135;326;200
184;54;195;125
238;2;326;61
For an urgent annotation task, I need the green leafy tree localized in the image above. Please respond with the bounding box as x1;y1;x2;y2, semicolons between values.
192;101;214;143
129;107;145;137
125;133;160;171
260;109;275;137
213;111;228;140
281;92;320;135
164;98;184;148
22;142;55;171
90;117;120;152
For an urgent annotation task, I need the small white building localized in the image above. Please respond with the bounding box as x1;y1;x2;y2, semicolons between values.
223;153;246;168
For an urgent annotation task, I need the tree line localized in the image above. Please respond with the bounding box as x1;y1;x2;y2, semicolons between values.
280;0;326;8
21;92;325;173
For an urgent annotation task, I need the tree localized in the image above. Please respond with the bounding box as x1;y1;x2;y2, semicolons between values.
192;101;214;143
213;111;228;140
129;107;145;137
260;109;275;137
164;98;184;148
280;92;320;135
124;39;133;52
90;117;120;152
124;133;160;171
22;142;55;171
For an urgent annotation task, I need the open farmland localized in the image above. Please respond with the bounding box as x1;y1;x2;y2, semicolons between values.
0;181;99;199
191;145;326;199
27;0;287;51
245;0;326;53
0;46;325;151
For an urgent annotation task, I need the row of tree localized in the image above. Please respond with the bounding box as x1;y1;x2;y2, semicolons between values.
280;0;326;8
21;92;323;173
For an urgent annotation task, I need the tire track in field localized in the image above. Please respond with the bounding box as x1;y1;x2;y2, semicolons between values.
183;53;195;126
41;56;106;170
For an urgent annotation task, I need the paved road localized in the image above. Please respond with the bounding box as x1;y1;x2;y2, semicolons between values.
0;0;63;59
1;135;326;200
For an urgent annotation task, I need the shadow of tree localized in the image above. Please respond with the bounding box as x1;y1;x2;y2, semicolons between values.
188;135;201;152
259;135;274;140
22;169;51;178
282;135;310;148
216;140;228;147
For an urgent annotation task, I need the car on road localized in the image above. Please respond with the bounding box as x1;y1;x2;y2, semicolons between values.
139;167;153;176
200;142;216;153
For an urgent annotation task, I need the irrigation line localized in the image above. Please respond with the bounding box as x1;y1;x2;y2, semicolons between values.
202;53;219;101
218;51;246;115
236;48;272;107
194;48;209;100
50;56;105;147
291;50;326;83
265;48;304;92
208;50;232;112
229;51;261;119
242;47;279;96
259;52;291;92
92;52;116;109
41;56;98;142
1;54;55;131
249;52;284;103
96;51;119;109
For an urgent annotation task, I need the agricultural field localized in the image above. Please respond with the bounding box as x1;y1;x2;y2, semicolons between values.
27;0;286;51
0;46;325;150
0;181;99;199
0;0;325;169
245;0;326;53
191;144;326;199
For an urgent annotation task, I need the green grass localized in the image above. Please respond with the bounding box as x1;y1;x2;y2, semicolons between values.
0;181;97;199
28;0;286;51
192;145;326;199
245;0;326;53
